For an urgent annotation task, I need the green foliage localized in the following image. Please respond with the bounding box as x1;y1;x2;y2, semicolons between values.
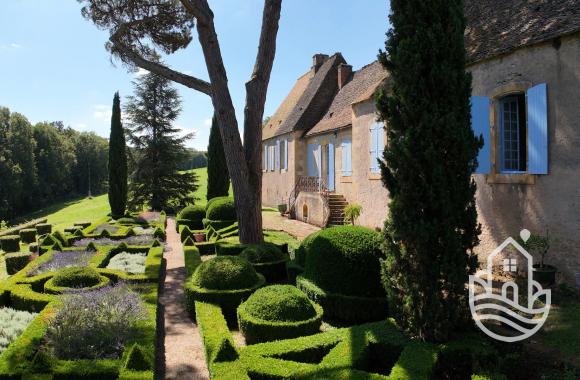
125;67;198;212
206;197;237;221
303;226;384;297
0;235;20;252
19;228;37;243
124;344;152;371
377;0;480;342
240;243;287;264
106;251;146;274
343;203;362;225
192;256;260;291
517;231;550;266
35;223;52;235
239;285;317;322
50;266;102;288
109;91;128;218
195;301;239;367
5;252;31;275
179;205;206;221
0;307;37;354
207;115;231;201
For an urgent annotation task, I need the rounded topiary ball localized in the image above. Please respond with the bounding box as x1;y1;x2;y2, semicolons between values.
178;205;206;221
205;197;236;221
205;196;232;211
303;226;384;297
192;256;260;291
237;285;323;343
51;266;102;288
240;243;288;264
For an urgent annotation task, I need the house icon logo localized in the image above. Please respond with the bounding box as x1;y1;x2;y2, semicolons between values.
469;229;551;342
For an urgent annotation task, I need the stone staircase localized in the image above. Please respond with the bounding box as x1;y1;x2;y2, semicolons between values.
327;194;347;227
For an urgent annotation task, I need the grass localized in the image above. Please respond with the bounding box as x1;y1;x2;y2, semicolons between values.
535;300;580;363
190;167;233;207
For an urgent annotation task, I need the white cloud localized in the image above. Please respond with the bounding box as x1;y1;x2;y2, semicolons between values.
10;43;21;48
203;118;212;127
93;105;112;120
135;68;149;77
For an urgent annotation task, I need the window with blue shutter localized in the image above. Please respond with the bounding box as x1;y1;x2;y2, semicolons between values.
341;138;352;176
370;123;383;173
263;144;268;171
317;144;322;181
527;83;548;174
284;139;288;170
275;139;280;172
328;142;335;191
470;96;491;174
308;144;315;176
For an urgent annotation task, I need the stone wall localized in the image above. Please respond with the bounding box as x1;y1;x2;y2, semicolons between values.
294;192;327;227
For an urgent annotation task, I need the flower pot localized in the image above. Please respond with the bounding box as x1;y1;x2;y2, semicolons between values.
193;233;206;243
532;264;556;286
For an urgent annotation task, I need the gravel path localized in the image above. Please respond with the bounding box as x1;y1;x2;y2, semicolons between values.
262;211;320;240
161;218;209;380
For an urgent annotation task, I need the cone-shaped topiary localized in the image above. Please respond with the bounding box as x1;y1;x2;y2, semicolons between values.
237;285;323;344
108;91;128;218
206;115;231;201
124;344;151;371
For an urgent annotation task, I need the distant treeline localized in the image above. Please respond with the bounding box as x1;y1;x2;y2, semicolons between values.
177;149;208;171
0;107;109;221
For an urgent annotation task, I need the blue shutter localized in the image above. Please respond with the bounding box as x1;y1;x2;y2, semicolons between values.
377;124;384;165
317;144;322;180
370;125;378;172
470;96;491;174
284;139;288;170
328;142;335;191
342;139;352;176
263;145;267;171
527;83;548;174
275;139;280;172
308;144;315;176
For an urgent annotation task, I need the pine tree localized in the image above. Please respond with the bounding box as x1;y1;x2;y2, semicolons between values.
108;92;128;218
125;69;197;212
206;115;230;200
377;0;482;342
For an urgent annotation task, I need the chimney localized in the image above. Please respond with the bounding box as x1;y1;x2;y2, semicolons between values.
312;54;329;72
338;63;352;89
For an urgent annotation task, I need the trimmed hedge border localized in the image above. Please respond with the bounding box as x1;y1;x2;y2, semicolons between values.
19;228;37;244
44;274;111;294
5;252;31;275
35;223;53;235
0;235;20;253
296;275;389;324
0;218;47;238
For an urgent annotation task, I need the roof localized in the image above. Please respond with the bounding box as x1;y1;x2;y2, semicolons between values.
262;70;313;140
465;0;580;64
263;53;345;140
306;61;388;137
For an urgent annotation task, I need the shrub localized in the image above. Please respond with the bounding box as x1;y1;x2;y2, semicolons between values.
303;226;384;298
206;196;232;212
19;228;37;244
240;243;289;283
192;256;260;291
0;308;37;354
107;251;147;274
52;230;68;246
50;266;102;288
45;284;147;360
5;252;31;275
29;250;94;276
343;203;363;225
216;238;248;256
28;243;38;253
179;205;206;221
0;235;20;253
35;223;52;235
124;344;152;371
237;285;323;344
206;197;236;221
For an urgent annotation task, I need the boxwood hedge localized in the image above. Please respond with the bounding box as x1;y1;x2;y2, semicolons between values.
0;235;20;253
5;252;31;275
19;228;37;244
240;243;289;283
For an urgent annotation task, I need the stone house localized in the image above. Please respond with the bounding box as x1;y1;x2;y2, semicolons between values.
262;0;580;283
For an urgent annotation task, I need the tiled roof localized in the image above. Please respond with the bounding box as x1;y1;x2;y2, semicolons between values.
465;0;580;64
263;53;345;140
306;61;388;137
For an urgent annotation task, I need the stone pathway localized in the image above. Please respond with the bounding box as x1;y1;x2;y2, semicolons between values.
161;218;209;380
262;211;320;240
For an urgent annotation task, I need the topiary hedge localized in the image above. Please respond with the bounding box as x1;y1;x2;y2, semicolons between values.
206;197;237;221
44;266;110;294
0;235;20;253
5;252;31;275
19;229;37;244
188;256;265;319
237;285;323;344
240;243;289;283
205;196;233;212
177;205;206;231
35;223;52;235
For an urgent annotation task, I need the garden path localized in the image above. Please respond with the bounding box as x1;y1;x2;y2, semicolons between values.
262;211;320;240
161;218;209;380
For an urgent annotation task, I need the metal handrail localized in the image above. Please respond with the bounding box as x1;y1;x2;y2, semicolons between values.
288;176;327;218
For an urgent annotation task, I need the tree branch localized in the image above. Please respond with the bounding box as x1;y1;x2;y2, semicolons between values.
110;23;212;95
179;0;213;26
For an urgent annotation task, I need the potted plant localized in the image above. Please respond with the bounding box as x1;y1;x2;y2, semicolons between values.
343;203;362;225
277;203;288;216
519;230;556;285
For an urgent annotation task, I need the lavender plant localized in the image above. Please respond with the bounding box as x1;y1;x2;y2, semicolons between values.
106;251;146;274
28;250;93;276
72;235;155;247
45;284;147;360
0;308;37;354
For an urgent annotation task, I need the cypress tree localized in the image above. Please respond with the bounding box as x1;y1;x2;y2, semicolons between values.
108;92;128;218
377;0;482;342
206;115;230;200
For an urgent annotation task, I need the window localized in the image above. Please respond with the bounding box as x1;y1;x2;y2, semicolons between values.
279;139;286;170
499;94;526;172
341;138;352;176
263;144;267;171
269;145;275;171
470;83;548;176
503;258;517;272
369;122;384;173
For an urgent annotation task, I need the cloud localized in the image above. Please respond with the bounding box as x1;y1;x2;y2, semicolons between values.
93;105;112;120
135;68;149;77
0;43;22;50
10;43;21;48
203;118;212;127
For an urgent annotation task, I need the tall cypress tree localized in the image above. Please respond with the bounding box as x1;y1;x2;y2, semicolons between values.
108;92;128;218
206;115;230;201
377;0;482;342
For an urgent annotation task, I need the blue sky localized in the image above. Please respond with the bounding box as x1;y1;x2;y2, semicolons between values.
0;1;389;151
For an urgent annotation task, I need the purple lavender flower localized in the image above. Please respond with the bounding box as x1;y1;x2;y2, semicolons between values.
28;250;93;276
